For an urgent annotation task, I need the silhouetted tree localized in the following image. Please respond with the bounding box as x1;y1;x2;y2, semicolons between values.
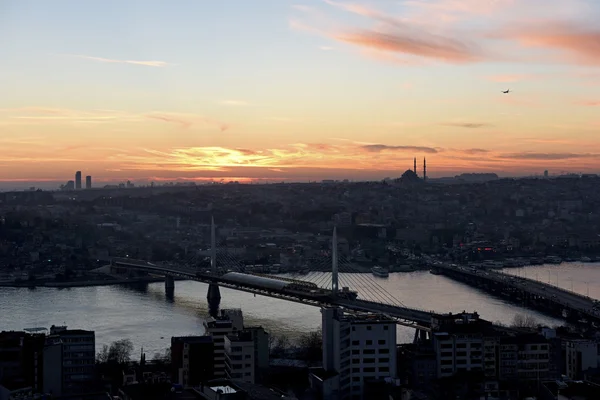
298;331;322;364
96;339;134;364
511;314;538;329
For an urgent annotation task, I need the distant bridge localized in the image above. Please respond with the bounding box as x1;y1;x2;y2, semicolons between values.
433;263;600;325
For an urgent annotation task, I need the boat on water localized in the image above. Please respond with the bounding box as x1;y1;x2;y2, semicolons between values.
580;256;592;263
371;266;389;278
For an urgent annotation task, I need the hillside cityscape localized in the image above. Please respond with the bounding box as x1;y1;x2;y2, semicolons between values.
2;169;600;399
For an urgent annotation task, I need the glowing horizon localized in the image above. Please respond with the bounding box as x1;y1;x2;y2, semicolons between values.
1;0;599;184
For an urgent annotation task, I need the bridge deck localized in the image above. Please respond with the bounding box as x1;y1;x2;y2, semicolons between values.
112;257;435;329
435;264;600;322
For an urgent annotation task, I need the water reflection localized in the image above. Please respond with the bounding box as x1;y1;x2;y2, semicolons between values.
2;266;592;354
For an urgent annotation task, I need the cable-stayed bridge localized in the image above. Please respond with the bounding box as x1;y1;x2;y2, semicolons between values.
111;220;444;330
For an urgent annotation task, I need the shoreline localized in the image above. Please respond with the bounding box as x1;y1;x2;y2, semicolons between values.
0;276;176;289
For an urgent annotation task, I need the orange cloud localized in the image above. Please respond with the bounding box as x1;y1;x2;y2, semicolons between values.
3;138;600;182
334;30;482;63
360;144;439;154
575;100;600;106
492;21;600;65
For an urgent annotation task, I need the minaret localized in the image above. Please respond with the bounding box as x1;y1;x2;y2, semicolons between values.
413;157;417;175
423;157;427;181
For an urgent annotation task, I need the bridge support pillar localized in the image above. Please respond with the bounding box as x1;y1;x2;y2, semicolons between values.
165;275;175;291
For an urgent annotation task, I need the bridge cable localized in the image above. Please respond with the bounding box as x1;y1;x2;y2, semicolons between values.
338;257;408;308
334;258;398;306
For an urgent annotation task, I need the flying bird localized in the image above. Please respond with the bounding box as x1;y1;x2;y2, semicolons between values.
502;89;511;94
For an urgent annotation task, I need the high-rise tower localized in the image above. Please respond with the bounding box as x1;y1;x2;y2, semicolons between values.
423;158;427;182
75;171;82;190
413;157;417;175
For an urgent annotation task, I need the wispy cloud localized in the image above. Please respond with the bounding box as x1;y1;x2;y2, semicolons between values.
324;0;483;63
319;46;334;51
575;100;600;106
68;54;172;67
500;152;597;160
441;122;492;129
463;148;490;155
490;21;600;66
360;144;439;153
145;112;230;131
291;0;596;67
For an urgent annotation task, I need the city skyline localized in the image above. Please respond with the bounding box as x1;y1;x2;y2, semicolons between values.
1;0;600;185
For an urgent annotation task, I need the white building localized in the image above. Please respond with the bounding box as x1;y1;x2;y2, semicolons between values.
566;339;598;379
204;309;243;378
224;326;269;384
225;331;255;383
310;308;397;400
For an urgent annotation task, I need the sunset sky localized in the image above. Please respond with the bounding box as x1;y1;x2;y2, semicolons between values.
1;0;599;186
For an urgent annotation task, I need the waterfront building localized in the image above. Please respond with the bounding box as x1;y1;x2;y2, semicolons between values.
44;325;96;394
310;307;397;400
203;309;244;379
224;326;269;384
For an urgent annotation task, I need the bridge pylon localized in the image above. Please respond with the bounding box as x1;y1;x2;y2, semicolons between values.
207;216;221;317
332;226;338;294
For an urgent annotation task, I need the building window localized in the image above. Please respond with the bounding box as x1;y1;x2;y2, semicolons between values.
363;349;375;354
352;340;360;346
352;367;360;373
379;357;389;363
352;350;360;355
379;349;389;354
363;367;375;373
363;358;375;363
352;326;355;331
384;326;389;330
379;367;389;372
366;340;373;346
352;376;360;382
367;326;372;331
378;340;386;345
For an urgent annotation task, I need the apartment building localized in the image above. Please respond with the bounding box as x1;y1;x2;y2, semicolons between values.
224;326;269;384
565;339;598;380
310;307;397;400
203;309;244;378
430;312;490;378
